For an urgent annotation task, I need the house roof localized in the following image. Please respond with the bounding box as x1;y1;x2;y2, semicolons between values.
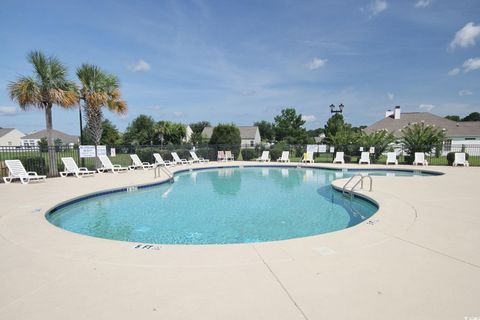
364;112;480;138
202;126;259;139
0;128;15;138
22;129;79;144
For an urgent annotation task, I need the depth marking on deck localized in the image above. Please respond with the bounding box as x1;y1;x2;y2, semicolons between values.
133;244;162;250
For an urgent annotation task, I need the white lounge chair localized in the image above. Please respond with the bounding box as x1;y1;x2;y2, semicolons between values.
217;151;226;162
301;152;314;163
60;157;96;177
3;159;46;184
190;151;209;163
153;153;173;166
256;151;270;162
413;152;428;166
277;151;290;162
453;152;469;167
386;152;398;165
359;152;370;164
171;152;193;165
225;151;234;161
333;152;345;164
97;155;129;173
130;154;154;170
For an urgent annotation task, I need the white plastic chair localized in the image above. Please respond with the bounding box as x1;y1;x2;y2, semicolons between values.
386;152;398;165
225;151;234;161
333;152;345;164
97;155;129;173
3;159;46;184
60;157;96;177
453;152;469;167
301;152;314;163
256;151;270;162
171;152;192;165
359;152;370;164
217;151;225;162
153;153;173;166
130;154;154;170
413;153;428;166
190;151;209;163
277;151;290;162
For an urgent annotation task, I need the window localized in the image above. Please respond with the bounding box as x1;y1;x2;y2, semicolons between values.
250;140;254;147
465;137;476;141
444;139;451;152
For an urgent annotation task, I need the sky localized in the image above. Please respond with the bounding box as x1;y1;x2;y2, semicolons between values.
0;0;479;135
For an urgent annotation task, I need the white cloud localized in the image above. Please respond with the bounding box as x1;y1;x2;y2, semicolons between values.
129;59;151;72
459;90;473;96
414;0;432;8
419;104;435;111
448;68;460;76
302;115;316;122
387;93;394;101
305;57;327;70
365;0;387;18
463;57;480;72
450;22;480;49
0;106;17;116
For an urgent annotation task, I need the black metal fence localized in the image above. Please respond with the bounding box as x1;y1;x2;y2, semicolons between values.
1;143;479;179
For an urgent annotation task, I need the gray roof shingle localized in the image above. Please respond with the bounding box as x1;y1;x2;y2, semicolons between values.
364;112;480;138
0;128;15;138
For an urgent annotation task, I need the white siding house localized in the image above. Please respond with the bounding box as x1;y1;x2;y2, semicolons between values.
364;106;480;155
21;129;79;147
0;128;25;146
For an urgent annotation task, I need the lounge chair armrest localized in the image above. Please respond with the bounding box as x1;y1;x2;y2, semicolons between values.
113;164;122;168
27;171;38;176
78;167;89;171
142;162;150;165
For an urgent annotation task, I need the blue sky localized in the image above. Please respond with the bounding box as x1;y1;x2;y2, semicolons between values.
0;0;479;135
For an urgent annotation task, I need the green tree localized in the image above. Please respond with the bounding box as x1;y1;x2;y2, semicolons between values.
401;122;446;159
189;121;211;134
324;114;346;142
8;51;78;176
209;124;241;159
254;120;275;142
76;64;127;151
154;121;186;145
273;108;308;144
445;115;461;122
360;130;395;159
124;115;156;145
462;112;480;121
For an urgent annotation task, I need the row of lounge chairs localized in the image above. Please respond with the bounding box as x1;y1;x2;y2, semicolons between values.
2;150;470;184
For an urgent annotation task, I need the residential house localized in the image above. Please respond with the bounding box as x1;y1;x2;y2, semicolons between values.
365;106;480;155
21;129;79;147
0;128;25;146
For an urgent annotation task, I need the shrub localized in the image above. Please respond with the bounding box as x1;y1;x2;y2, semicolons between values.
447;152;469;166
270;142;288;161
19;156;47;175
209;124;241;158
241;148;258;161
401;122;446;156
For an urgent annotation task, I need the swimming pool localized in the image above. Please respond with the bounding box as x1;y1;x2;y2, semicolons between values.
47;167;431;245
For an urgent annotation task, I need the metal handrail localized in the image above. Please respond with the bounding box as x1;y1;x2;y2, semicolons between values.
154;164;174;182
342;174;373;198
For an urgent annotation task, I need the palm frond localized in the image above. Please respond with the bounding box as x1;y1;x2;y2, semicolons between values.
8;76;42;109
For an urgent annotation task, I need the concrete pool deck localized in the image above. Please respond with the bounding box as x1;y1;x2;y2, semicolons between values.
0;162;479;320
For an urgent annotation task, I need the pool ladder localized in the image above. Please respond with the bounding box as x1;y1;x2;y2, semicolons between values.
341;174;372;220
342;174;373;199
154;164;174;183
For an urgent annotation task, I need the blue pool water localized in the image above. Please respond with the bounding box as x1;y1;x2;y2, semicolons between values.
47;167;428;244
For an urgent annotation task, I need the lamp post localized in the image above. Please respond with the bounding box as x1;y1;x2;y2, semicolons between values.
329;103;344;114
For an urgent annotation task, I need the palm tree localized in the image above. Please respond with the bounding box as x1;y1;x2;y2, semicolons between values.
76;64;127;157
8;51;78;176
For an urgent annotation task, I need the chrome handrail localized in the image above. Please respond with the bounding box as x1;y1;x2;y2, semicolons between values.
154;164;174;182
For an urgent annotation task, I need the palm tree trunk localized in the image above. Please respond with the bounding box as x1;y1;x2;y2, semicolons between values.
45;104;57;176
